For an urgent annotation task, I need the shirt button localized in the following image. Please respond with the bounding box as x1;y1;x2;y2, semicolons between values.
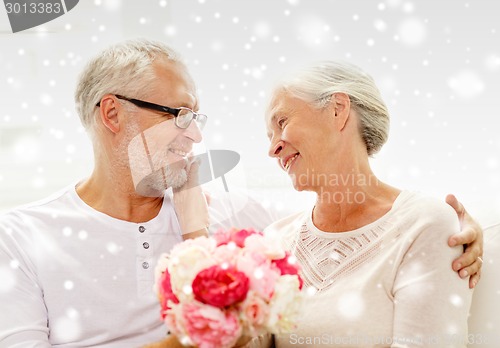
143;242;150;249
139;226;146;233
142;262;149;269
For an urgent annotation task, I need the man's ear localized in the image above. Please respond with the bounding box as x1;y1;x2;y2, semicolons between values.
97;94;121;134
330;92;351;131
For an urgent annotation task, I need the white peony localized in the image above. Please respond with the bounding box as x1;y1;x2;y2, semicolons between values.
265;275;303;333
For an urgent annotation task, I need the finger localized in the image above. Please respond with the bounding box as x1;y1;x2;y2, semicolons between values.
469;270;481;289
185;153;197;170
457;257;482;279
445;194;463;216
451;242;480;271
203;190;212;206
448;227;475;247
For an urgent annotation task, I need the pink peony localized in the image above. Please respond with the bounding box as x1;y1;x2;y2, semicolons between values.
158;268;179;318
212;243;240;265
154;229;304;348
168;243;216;301
272;252;303;289
212;228;232;246
192;265;250;308
170;236;217;255
231;228;260;247
213;228;261;247
237;250;280;300
183;302;242;348
244;233;285;260
239;290;270;336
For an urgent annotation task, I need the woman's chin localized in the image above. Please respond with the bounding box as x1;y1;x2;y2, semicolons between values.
290;176;308;192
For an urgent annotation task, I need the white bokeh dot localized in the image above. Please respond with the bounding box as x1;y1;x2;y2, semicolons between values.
64;280;74;290
164;25;176;36
62;227;72;237
450;294;464;307
254;22;271;38
374;19;387;32
106;242;120;255
402;1;415;13
306;286;317;296
338;292;365;319
40;94;53;106
398;18;426;46
448;70;484;99
52;317;81;341
485;54;500;71
78;230;88;240
0;267;16;293
102;0;121;11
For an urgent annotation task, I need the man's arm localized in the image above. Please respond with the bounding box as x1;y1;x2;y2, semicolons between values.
0;218;51;347
446;194;484;289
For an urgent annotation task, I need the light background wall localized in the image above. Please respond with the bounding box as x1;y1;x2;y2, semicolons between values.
0;0;499;225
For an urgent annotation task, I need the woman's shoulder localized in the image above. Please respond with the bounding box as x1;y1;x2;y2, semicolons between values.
263;209;309;239
395;191;459;236
399;191;456;218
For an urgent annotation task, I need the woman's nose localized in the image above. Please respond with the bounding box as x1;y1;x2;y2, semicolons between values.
268;139;284;158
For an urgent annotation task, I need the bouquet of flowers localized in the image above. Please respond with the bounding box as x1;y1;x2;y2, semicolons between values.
153;228;303;348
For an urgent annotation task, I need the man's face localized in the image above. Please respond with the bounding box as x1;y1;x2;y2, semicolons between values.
126;60;203;196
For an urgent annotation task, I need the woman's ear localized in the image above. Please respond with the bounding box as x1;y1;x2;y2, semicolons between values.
97;94;121;134
330;92;351;131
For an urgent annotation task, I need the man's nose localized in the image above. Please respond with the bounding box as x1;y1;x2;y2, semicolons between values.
183;120;203;143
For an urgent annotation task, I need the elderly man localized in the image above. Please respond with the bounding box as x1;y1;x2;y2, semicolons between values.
0;39;483;348
0;39;210;347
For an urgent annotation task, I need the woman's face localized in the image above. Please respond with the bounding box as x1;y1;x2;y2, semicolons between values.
266;90;338;192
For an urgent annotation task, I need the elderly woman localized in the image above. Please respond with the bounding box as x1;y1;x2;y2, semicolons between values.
144;61;482;348
264;61;474;347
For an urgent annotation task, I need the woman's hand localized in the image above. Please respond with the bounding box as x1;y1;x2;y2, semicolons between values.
142;334;273;348
173;156;209;240
142;335;188;348
446;194;483;289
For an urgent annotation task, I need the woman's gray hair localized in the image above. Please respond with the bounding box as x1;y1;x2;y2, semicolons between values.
75;38;184;133
278;61;390;156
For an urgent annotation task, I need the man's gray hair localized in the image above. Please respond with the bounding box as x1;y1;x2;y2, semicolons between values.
278;61;390;156
74;38;184;133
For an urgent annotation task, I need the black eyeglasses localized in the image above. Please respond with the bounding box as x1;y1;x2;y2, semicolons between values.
96;95;208;130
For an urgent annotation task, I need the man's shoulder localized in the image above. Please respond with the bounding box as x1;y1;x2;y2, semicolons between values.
0;184;75;225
